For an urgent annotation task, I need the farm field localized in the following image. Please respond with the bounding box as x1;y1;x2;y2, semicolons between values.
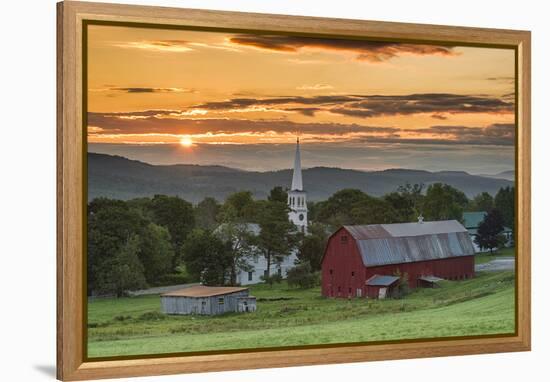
88;270;515;358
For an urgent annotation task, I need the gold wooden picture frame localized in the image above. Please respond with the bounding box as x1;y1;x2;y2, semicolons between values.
57;1;531;380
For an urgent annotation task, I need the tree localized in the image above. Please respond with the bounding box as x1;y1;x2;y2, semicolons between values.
256;199;298;278
349;197;399;225
150;195;195;269
182;229;232;286
268;186;288;203
194;197;221;230
215;218;257;285
422;183;468;221
474;209;506;254
95;235;148;297
221;191;256;221
384;183;425;222
297;222;328;272
392;269;410;299
494;186;514;231
138;223;175;284
467;192;494;213
286;262;318;289
87;198;146;295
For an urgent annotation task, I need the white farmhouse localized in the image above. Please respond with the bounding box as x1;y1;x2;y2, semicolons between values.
234;138;308;285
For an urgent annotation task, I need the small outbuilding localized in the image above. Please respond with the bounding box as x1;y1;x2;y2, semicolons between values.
161;285;256;315
365;275;400;299
417;275;445;288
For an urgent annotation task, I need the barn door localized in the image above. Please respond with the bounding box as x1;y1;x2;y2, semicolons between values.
378;287;387;299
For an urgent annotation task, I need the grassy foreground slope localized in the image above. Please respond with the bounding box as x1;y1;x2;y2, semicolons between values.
88;271;515;358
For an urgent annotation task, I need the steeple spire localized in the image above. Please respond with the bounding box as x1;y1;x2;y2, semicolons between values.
291;136;303;191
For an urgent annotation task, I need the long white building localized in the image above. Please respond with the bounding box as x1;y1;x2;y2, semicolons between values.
235;138;308;285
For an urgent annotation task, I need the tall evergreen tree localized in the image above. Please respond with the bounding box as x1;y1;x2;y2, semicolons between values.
255;200;298;277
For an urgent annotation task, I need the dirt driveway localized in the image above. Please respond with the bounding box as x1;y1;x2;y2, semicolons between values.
475;257;515;272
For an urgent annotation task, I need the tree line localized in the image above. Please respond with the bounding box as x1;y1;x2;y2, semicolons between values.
87;183;514;296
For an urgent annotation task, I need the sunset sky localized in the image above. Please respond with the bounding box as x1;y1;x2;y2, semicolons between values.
87;24;515;174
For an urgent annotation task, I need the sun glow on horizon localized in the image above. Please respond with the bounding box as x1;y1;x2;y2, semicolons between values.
180;136;194;147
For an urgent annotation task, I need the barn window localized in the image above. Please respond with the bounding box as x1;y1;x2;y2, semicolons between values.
348;287;352;294
248;271;253;281
264;270;268;278
351;271;355;277
278;268;282;276
329;269;333;275
340;235;348;244
337;286;341;292
218;297;224;305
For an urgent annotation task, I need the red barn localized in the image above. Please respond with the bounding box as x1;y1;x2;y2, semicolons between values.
321;220;475;298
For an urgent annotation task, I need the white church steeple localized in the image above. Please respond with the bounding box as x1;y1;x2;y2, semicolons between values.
291;137;303;191
288;137;308;232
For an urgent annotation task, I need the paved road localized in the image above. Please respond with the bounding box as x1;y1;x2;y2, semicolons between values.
475;257;515;272
128;283;199;296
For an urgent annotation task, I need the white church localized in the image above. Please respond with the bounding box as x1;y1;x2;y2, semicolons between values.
234;138;308;285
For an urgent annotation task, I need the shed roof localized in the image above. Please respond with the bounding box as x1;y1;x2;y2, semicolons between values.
161;285;248;298
342;220;475;267
418;275;444;283
366;275;400;286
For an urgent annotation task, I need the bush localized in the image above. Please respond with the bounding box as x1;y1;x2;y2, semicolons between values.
393;269;410;299
286;263;319;289
260;273;283;287
138;311;167;321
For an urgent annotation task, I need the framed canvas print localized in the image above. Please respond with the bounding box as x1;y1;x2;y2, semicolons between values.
57;1;531;380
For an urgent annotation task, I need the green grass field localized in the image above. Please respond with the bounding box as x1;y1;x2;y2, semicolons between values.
87;270;515;358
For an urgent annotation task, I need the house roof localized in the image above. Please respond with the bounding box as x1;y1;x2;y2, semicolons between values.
161;285;248;298
214;222;261;236
463;212;487;229
463;211;513;234
342;220;475;267
366;275;400;286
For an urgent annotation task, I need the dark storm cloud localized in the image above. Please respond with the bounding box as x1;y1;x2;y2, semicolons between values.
192;93;513;118
403;123;515;146
88;112;398;136
112;87;178;93
88;109;515;146
95;87;192;94
229;35;457;62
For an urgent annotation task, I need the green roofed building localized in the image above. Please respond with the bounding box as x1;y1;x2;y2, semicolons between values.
463;211;513;252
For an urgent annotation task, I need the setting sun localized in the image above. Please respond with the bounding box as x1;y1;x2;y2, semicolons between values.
180;136;193;147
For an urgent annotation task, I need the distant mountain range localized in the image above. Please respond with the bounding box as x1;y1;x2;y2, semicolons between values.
88;153;514;203
477;170;515;181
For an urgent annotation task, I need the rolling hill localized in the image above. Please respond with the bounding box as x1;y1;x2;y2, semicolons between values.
88;153;514;203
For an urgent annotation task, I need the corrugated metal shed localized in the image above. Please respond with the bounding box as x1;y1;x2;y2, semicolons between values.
345;220;475;267
365;275;400;286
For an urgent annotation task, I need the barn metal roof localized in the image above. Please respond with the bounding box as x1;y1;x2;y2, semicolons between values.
365;275;400;286
161;285;248;298
343;220;475;267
